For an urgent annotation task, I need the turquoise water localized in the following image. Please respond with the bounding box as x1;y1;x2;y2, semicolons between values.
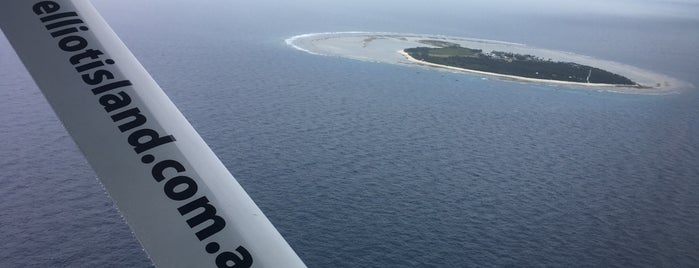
1;0;698;267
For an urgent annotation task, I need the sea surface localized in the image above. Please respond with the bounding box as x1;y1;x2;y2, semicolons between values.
1;0;698;267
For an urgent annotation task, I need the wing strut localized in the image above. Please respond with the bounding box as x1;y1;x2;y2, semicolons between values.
0;1;306;267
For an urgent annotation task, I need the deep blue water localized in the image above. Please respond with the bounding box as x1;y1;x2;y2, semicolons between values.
1;0;698;267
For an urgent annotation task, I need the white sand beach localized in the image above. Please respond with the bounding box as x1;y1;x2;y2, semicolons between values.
398;50;625;88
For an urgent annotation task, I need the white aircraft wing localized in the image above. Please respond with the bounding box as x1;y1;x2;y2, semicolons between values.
0;1;306;267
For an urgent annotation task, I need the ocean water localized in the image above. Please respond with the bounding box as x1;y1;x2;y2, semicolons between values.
1;0;698;267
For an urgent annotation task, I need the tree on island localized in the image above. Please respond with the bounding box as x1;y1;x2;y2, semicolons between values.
405;46;636;85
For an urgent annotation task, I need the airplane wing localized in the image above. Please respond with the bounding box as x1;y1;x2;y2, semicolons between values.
0;1;306;267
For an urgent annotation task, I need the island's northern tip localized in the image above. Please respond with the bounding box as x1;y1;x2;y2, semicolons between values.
286;32;691;94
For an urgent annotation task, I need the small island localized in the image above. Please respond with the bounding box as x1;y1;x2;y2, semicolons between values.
404;41;636;86
286;32;687;94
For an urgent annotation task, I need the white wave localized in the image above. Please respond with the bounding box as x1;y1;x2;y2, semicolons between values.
285;31;376;56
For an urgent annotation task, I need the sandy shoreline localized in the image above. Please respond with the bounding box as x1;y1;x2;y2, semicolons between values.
398;50;627;88
286;32;691;94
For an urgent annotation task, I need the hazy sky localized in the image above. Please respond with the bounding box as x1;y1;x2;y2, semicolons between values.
485;0;699;19
276;0;699;20
92;0;698;21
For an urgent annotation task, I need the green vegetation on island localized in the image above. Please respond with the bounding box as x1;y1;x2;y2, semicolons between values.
405;41;636;85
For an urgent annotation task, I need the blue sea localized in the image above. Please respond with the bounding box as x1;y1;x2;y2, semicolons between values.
1;0;698;267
